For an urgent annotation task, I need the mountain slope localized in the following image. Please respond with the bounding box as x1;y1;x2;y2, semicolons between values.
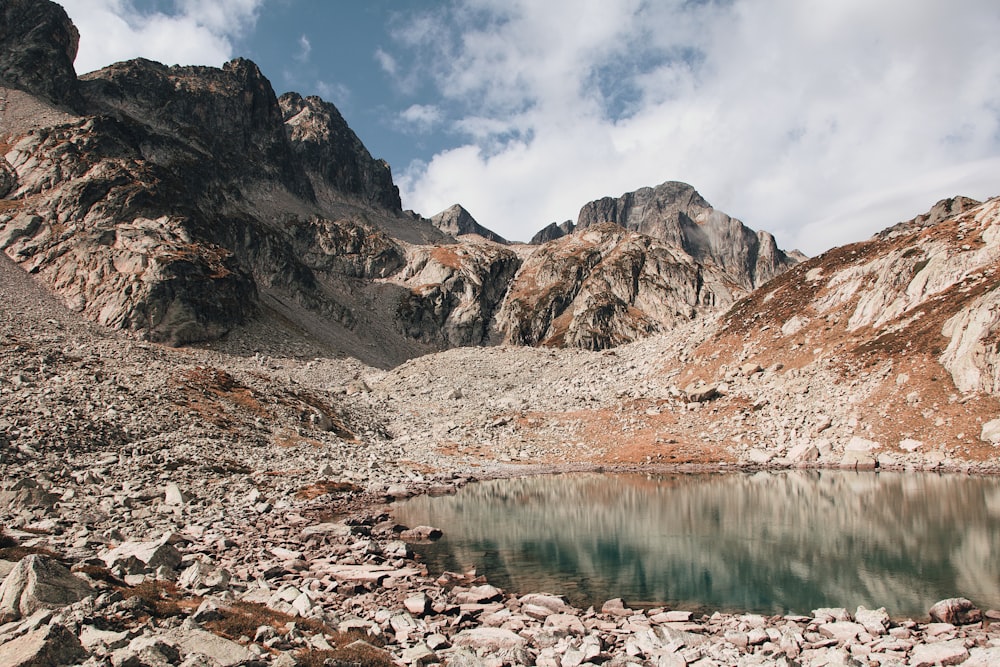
0;0;802;361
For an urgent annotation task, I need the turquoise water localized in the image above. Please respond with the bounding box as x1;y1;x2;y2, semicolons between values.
392;470;1000;616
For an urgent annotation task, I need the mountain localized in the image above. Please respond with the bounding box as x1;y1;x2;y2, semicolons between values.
430;204;508;243
0;0;800;364
530;220;575;245
574;181;800;289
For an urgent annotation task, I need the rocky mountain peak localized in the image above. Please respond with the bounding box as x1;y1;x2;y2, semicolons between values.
278;92;401;211
575;180;800;288
0;0;81;108
430;204;507;243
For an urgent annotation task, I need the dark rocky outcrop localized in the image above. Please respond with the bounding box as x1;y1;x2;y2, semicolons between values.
0;0;81;108
279;92;401;211
576;181;800;289
530;220;575;245
430;204;507;243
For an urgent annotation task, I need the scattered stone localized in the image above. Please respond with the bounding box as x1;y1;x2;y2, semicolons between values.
928;597;982;625
400;526;443;541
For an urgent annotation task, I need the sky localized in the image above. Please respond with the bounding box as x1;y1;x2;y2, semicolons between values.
58;0;1000;256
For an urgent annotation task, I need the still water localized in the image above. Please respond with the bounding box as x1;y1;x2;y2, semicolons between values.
392;471;1000;617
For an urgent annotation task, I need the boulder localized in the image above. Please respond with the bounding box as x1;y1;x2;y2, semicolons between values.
101;540;182;573
400;525;443;541
0;555;94;622
854;606;890;635
928;597;982;625
981;418;1000;445
452;627;526;651
685;382;720;403
787;442;819;462
0;623;87;667
909;640;970;667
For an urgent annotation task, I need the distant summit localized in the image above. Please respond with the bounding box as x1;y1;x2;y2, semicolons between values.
574;181;801;289
430;204;507;243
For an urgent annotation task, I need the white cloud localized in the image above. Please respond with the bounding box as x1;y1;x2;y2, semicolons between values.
374;48;398;76
295;34;311;64
391;0;1000;254
397;104;443;133
59;0;264;74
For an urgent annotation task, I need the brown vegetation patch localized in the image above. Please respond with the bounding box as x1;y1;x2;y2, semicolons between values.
119;580;197;619
295;642;395;667
172;366;269;428
430;245;465;271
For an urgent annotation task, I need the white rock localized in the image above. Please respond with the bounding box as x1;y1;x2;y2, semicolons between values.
981;418;1000;444
909;640;970;667
899;438;923;452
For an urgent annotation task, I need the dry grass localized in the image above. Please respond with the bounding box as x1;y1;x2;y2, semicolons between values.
120;580;198;618
295;642;395;667
173;366;270;428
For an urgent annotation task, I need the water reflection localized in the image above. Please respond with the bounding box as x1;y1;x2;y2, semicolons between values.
392;471;1000;616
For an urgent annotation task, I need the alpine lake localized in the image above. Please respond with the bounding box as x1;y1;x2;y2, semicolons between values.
392;470;1000;618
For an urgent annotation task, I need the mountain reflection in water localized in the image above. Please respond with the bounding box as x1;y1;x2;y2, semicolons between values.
392;471;1000;616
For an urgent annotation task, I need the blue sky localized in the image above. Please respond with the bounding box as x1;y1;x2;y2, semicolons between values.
59;1;1000;255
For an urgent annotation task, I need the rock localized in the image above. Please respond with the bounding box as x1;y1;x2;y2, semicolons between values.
403;593;431;616
0;555;94;622
909;639;970;667
401;642;438;666
812;608;852;623
163;483;187;505
519;593;570;615
0;0;82;109
601;598;633;617
817;621;866;643
453;584;503;605
452;627;527;651
166;628;253;666
400;525;443;541
746;448;774;464
928;597;982;625
685;382;720;403
980;418;1000;444
0;623;87;667
839;450;877;470
854;606;890;635
101;540;183;573
899;438;924;452
787;442;820;462
966;646;1000;666
431;204;507;244
177;560;230;591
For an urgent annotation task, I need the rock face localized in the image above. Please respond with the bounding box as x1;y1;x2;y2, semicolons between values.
431;204;507;243
0;0;81;108
497;224;741;349
530;220;575;245
575;181;800;289
279;92;401;211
